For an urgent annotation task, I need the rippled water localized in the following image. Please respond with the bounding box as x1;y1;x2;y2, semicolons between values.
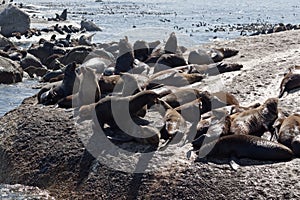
0;0;299;117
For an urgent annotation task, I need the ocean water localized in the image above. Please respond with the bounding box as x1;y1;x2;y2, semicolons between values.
0;0;299;116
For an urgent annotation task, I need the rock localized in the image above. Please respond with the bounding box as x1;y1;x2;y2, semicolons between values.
0;184;54;199
0;56;23;84
0;5;30;37
188;49;214;65
80;20;102;32
20;53;44;69
0;34;13;49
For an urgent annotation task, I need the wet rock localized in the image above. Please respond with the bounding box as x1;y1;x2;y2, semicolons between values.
0;5;30;37
0;34;13;49
80;20;102;32
0;56;23;84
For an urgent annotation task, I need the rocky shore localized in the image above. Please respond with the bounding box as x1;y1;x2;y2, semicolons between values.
0;16;299;199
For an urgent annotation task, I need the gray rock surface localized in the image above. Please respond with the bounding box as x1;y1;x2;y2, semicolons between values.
0;56;23;84
0;5;30;37
80;20;102;32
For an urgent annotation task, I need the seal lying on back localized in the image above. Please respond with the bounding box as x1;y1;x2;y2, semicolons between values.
277;113;300;156
278;70;300;98
197;134;293;161
229;98;278;137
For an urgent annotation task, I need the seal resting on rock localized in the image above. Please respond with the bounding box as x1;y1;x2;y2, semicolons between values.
39;62;77;105
277;113;300;156
278;69;300;98
229;98;278;137
197;134;293;161
79;90;159;128
157;99;187;146
115;36;134;74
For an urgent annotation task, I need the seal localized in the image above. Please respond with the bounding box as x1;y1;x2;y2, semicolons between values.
197;134;293;161
207;48;239;63
161;88;202;108
229;98;278;137
98;75;122;95
39;62;77;105
157;99;187;146
146;70;205;89
76;66;101;107
119;72;142;96
115;36;134;74
278;70;300;98
164;32;178;54
153;54;187;73
133;40;150;62
277;113;300;156
79;90;159;128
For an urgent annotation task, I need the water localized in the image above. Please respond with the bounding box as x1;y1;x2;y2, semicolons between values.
0;0;299;117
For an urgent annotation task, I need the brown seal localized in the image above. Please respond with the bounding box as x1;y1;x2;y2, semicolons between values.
157;99;187;145
197;134;293;161
146;70;205;89
115;36;134;74
98;75;122;95
77;67;100;107
79;90;159;128
153;54;187;73
229;98;278;137
278;70;300;98
277;113;300;156
38;62;77;105
161;88;202;108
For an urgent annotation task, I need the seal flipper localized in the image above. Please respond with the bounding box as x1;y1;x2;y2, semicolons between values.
229;155;240;171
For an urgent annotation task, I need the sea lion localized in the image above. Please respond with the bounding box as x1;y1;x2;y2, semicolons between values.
229;98;278;137
196;134;293;161
277;114;300;156
174;98;202;123
278;70;300;98
146;70;205;89
39;62;77;105
161;88;202;108
133;40;150;62
157;99;187;145
76;67;100;107
207;48;239;63
153;54;187;73
79;90;159;128
164;32;178;54
119;72;142;96
59;46;92;65
115;36;134;74
98;75;122;95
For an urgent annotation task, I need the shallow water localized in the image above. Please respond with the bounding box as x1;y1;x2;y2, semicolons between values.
0;79;38;116
0;0;299;117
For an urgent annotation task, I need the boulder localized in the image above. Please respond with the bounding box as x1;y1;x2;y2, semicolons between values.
0;56;23;84
0;34;13;49
20;53;44;69
0;5;30;37
80;20;102;32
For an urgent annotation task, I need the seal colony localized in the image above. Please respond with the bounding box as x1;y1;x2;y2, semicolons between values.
1;3;300;170
31;27;300;166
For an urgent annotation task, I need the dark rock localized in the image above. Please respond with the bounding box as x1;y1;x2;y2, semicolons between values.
0;34;13;49
0;56;23;84
0;5;30;37
80;20;102;32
